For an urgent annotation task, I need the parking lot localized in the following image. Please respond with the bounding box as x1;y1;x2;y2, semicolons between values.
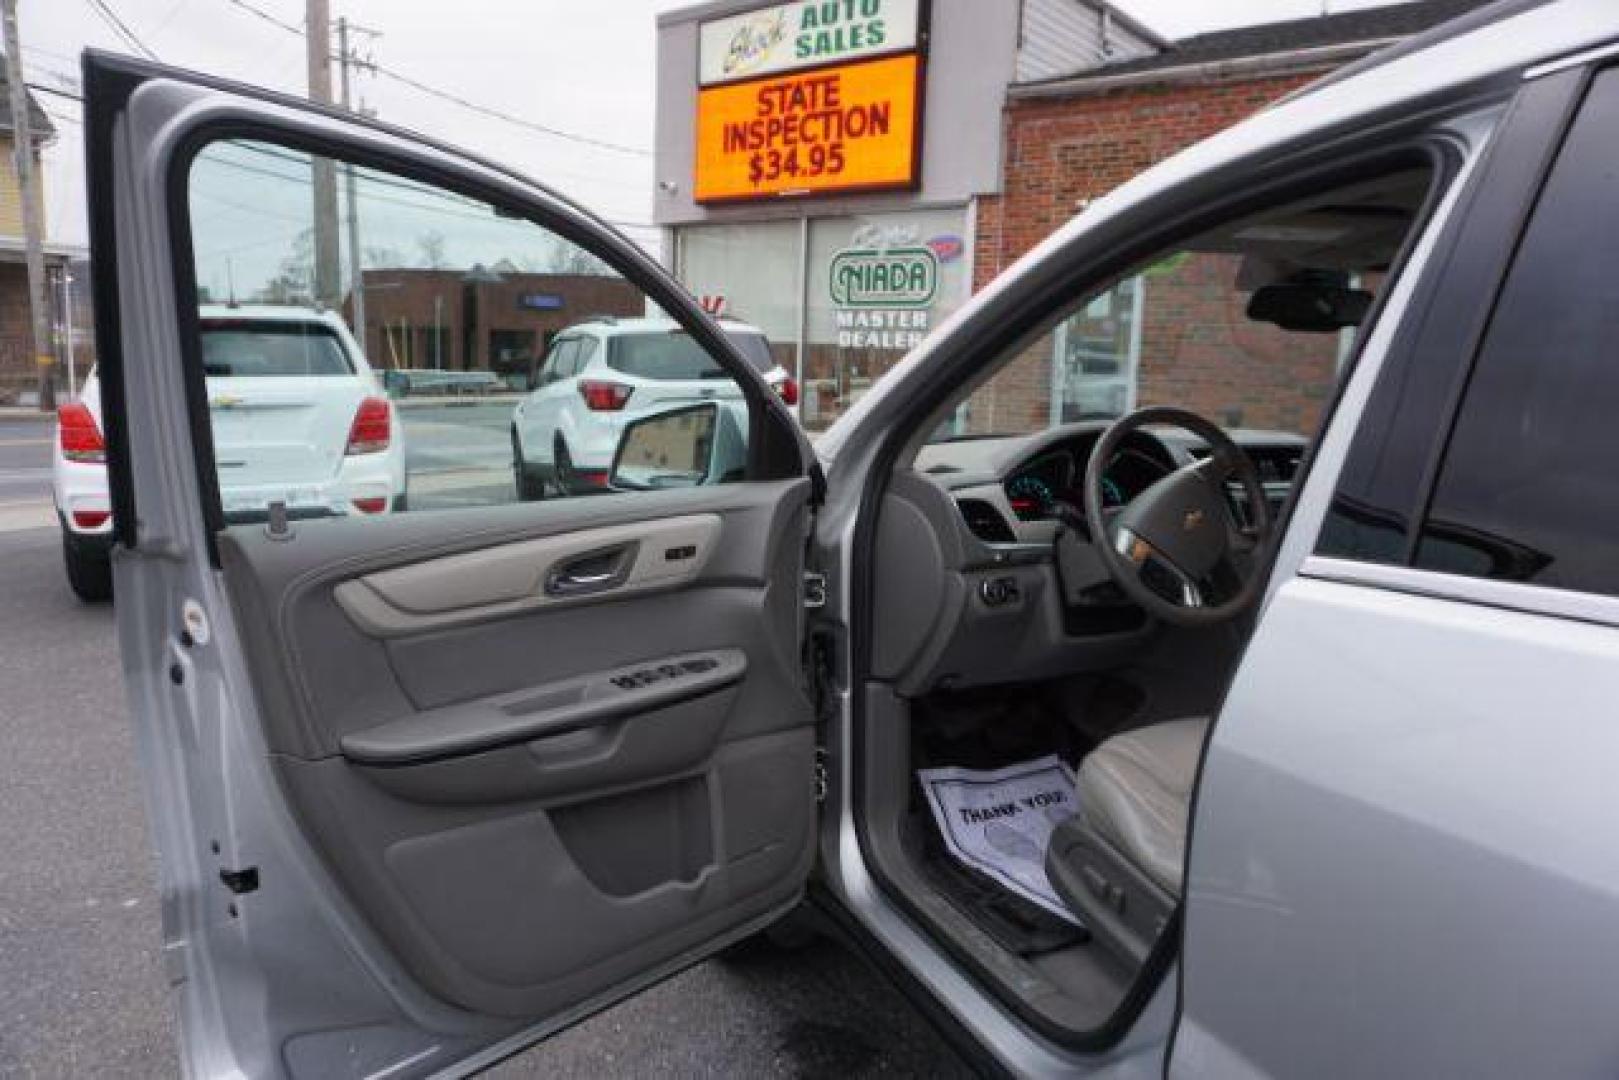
0;409;967;1078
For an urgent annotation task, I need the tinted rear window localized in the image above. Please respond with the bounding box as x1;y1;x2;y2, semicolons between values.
201;320;354;377
607;330;774;381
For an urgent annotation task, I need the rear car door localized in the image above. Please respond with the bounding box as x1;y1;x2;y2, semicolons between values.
1174;60;1619;1076
86;53;818;1077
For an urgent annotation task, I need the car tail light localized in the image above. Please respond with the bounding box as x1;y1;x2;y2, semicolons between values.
345;397;391;455
71;509;111;529
351;496;388;514
577;379;633;411
776;377;799;407
58;402;105;463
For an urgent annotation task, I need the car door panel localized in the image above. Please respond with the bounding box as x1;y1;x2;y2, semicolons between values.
217;476;815;1019
89;52;817;1074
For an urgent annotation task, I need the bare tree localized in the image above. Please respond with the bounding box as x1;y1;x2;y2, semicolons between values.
416;231;449;270
258;228;316;304
363;244;407;269
545;242;612;276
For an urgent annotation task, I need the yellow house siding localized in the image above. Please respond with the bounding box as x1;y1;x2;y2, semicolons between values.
0;135;46;240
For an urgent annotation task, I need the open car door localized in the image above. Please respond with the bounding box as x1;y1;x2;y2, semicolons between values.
85;52;820;1077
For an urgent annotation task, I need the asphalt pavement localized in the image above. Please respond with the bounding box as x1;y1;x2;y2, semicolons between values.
0;417;53;532
0;413;971;1077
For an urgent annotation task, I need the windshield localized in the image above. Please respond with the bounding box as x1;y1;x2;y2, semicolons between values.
201;321;354;378
608;329;775;381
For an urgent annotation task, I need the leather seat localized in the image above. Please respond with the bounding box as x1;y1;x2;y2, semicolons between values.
1046;718;1208;964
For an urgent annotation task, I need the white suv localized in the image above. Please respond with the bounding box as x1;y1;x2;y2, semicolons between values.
53;304;405;600
510;315;793;498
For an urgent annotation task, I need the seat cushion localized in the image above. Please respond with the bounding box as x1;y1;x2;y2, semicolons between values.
1073;717;1208;896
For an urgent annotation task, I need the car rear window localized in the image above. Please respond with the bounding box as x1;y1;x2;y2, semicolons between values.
200;320;354;377
607;329;775;381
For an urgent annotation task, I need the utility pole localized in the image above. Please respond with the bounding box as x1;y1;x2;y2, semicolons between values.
306;0;340;308
1;0;54;410
337;16;370;354
59;265;75;398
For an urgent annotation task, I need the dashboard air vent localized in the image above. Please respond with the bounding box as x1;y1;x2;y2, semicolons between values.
956;499;1016;543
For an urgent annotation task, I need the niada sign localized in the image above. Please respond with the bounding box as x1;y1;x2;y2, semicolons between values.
829;245;937;307
830;243;938;349
698;0;923;87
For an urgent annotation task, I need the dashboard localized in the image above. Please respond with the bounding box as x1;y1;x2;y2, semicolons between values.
872;422;1308;694
913;421;1305;546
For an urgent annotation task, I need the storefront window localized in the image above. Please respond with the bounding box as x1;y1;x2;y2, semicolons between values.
673;206;970;432
805;208;968;429
675;220;802;379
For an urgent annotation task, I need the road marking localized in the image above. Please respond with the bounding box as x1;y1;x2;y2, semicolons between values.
0;498;55;534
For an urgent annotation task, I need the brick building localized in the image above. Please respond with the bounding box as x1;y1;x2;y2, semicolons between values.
655;0;1485;431
351;267;643;384
967;0;1483;432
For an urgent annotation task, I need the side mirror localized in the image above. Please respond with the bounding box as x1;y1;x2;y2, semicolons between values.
1246;281;1372;333
610;402;746;491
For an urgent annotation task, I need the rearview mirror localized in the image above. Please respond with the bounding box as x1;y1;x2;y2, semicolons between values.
610;402;745;490
1246;280;1372;333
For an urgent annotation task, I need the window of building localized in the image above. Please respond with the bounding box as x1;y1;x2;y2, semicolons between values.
673;206;971;430
805;208;970;429
676;220;801;385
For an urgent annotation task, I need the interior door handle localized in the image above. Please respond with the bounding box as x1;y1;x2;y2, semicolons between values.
544;542;637;598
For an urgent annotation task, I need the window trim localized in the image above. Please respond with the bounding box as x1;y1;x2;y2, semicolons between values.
1301;554;1619;629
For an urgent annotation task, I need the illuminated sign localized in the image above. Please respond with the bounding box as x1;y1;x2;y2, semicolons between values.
694;52;921;202
698;0;922;86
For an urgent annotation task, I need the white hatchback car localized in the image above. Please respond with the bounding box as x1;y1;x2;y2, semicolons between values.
53;304;405;600
510;315;793;498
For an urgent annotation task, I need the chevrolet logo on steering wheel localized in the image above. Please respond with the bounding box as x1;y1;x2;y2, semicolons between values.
1182;509;1206;531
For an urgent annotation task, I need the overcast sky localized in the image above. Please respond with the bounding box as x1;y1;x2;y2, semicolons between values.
22;0;1417;251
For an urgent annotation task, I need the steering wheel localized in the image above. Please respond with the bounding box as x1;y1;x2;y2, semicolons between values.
1081;407;1271;627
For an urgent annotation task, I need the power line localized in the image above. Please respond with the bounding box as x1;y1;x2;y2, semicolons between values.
217;0;650;157
368;64;649;158
207;142;659;230
83;0;160;61
221;0;300;37
26;83;83;103
18;83;657;229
